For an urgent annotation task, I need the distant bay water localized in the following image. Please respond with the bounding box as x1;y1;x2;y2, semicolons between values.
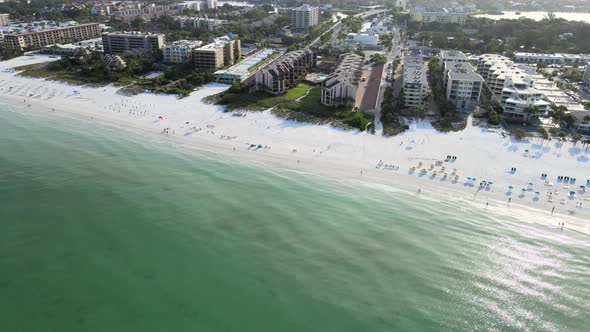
1;103;589;331
473;11;590;23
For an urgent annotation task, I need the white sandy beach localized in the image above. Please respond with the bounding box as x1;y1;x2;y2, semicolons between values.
1;54;589;232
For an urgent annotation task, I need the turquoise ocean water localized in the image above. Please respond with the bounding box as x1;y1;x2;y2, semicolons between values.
1;104;589;331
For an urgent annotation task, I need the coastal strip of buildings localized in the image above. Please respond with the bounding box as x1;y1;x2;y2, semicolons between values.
2;22;101;53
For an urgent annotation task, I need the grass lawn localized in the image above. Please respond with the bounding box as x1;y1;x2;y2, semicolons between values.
285;83;312;99
213;84;370;131
217;83;314;111
276;87;371;131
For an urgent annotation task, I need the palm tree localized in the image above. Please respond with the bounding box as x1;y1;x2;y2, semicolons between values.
571;134;582;146
524;105;537;123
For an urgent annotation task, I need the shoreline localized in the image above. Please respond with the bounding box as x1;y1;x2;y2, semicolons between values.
1;55;589;233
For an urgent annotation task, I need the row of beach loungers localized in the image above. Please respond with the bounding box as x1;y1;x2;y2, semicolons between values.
376;161;399;171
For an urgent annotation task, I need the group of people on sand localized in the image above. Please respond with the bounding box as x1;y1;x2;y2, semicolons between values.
104;100;153;117
161;127;174;136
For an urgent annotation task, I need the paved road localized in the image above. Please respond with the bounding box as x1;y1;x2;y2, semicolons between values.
373;29;404;134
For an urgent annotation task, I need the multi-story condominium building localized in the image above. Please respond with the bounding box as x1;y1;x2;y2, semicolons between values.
499;77;550;121
207;0;217;10
104;54;127;71
255;49;316;95
175;16;227;31
476;53;549;120
439;49;469;67
487;67;533;99
571;111;590;132
111;5;180;22
163;40;203;64
345;33;383;50
3;22;101;52
193;38;241;70
277;7;292;15
102;31;165;54
583;63;590;87
321;53;364;107
403;55;429;108
409;8;466;25
175;1;205;11
475;54;513;83
443;61;483;112
0;13;11;26
291;4;319;30
214;48;279;84
513;52;590;65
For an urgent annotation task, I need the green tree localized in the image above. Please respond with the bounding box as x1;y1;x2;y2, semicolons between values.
513;129;529;140
571;134;582;146
131;17;144;30
488;111;500;125
563;113;577;128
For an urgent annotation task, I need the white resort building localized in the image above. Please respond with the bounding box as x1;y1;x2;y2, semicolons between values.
291;4;319;30
214;48;279;84
513;52;590;65
476;54;549;120
403;55;429;108
163;40;203;64
409;8;466;25
102;31;165;54
175;16;228;31
320;53;364;107
439;50;483;112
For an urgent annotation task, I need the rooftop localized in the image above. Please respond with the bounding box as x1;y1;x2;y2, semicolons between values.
215;48;279;78
447;62;483;81
404;55;428;85
103;31;164;37
1;21;97;36
440;50;468;62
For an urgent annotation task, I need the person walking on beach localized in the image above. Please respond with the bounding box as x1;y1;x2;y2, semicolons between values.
508;197;511;206
551;206;555;215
